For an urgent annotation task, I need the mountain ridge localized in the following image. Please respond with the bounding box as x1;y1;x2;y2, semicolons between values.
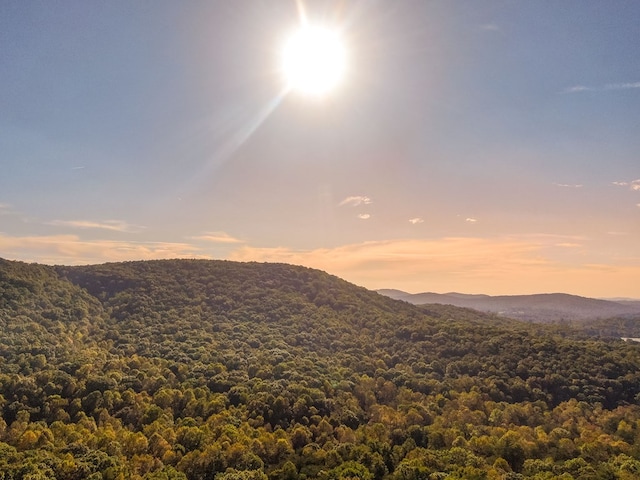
377;288;640;322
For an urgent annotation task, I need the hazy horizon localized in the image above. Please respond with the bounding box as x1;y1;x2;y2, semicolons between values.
2;1;639;297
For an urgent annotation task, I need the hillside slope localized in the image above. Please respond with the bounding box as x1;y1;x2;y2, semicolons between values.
0;258;105;366
2;258;640;478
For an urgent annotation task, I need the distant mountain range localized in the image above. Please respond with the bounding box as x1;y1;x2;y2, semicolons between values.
376;289;640;322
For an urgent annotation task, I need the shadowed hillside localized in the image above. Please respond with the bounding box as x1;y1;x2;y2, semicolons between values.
2;258;640;478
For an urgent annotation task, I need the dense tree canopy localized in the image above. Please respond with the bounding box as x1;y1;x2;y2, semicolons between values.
1;257;640;479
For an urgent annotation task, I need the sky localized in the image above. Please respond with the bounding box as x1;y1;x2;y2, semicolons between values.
1;1;639;297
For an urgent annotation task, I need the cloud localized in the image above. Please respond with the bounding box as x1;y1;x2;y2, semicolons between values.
408;218;424;225
227;236;640;297
229;237;546;275
357;213;371;220
554;183;583;188
0;234;208;265
3;232;639;297
0;203;15;215
190;231;243;244
563;82;640;93
465;218;477;223
605;82;640;90
563;85;592;93
479;23;500;32
612;179;640;191
339;196;372;207
47;219;144;233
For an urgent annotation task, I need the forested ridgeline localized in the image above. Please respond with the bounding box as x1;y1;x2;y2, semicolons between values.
1;257;640;479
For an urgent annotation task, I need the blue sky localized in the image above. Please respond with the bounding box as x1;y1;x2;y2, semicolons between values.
2;1;639;297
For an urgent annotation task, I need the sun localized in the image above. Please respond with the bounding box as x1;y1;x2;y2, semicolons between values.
281;26;347;97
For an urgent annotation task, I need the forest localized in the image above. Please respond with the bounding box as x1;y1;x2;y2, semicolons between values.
1;257;640;479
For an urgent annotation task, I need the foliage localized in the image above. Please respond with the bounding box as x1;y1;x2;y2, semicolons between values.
1;258;640;479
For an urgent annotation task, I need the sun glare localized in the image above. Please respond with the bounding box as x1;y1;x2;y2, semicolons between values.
281;26;347;97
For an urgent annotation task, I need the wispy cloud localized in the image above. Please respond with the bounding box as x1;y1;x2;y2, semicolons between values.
47;219;145;233
0;203;15;215
339;196;372;207
554;183;583;188
229;237;545;275
479;23;500;32
563;85;592;93
2;232;639;297
408;218;424;225
606;82;640;90
465;218;478;223
0;234;207;265
190;231;243;243
357;213;371;220
612;179;640;191
227;236;640;297
563;82;640;93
